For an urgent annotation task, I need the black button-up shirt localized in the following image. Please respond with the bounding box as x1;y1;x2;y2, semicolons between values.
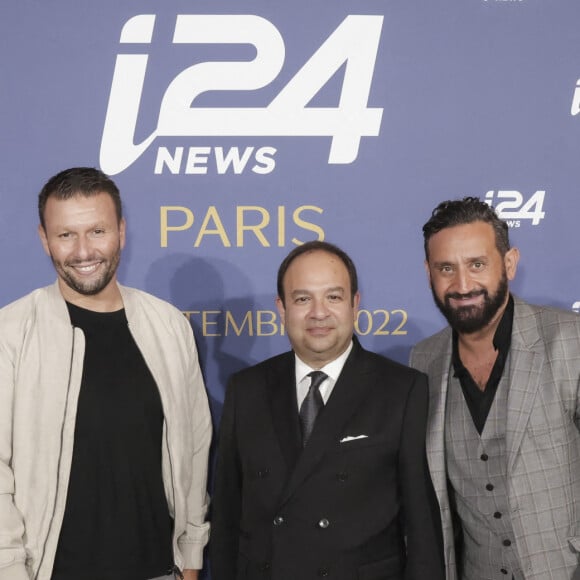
451;295;514;434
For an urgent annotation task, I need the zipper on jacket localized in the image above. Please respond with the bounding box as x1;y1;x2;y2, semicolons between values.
127;322;180;571
34;326;77;579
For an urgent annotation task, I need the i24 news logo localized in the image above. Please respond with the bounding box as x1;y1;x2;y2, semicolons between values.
484;190;546;227
100;14;384;175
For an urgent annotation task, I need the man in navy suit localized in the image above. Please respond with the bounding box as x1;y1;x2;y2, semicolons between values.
210;241;444;580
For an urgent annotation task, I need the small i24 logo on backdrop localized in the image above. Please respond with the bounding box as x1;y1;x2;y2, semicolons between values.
571;79;580;115
484;190;546;228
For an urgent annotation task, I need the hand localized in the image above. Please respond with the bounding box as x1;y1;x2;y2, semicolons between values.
181;570;199;580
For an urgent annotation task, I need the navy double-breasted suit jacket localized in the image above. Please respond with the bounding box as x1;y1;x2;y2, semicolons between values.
210;339;444;580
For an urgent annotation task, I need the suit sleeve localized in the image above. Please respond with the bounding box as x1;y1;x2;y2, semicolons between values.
399;372;445;580
210;376;242;580
575;371;580;434
0;341;29;580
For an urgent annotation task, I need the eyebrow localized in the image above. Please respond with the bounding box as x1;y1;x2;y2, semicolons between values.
325;287;346;294
431;255;487;268
51;219;110;230
290;286;346;297
430;260;454;268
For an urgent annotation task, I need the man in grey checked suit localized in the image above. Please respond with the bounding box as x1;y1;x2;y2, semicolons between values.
410;197;580;580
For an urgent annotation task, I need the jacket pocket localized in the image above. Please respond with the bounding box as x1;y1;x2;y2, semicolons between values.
332;433;390;454
357;555;403;580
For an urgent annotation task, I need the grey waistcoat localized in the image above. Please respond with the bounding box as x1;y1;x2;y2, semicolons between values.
445;359;524;580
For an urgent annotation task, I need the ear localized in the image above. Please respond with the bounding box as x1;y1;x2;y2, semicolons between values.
119;217;126;249
275;296;286;326
352;291;361;313
38;224;50;257
424;260;432;287
504;247;520;281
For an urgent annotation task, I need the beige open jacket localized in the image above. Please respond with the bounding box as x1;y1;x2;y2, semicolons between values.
0;282;212;580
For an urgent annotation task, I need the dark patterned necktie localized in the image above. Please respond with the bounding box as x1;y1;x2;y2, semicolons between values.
299;371;327;446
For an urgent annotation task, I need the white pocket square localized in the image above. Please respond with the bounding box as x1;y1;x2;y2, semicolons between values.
340;434;368;443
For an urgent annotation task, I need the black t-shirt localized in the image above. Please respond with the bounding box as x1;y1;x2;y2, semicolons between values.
51;303;173;580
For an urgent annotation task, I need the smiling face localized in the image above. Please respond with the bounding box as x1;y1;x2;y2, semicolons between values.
276;250;360;368
39;192;126;309
425;221;519;335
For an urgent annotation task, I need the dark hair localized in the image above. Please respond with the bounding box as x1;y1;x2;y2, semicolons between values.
423;196;510;259
277;240;358;305
38;167;122;229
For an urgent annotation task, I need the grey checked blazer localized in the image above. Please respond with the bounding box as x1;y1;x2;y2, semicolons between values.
410;297;580;580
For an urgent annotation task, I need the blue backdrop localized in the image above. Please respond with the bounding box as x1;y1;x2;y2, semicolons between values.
2;0;580;574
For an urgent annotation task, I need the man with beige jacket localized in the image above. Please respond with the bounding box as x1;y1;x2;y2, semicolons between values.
0;167;211;580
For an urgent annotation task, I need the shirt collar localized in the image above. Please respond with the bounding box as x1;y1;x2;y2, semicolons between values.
452;294;514;375
295;340;353;384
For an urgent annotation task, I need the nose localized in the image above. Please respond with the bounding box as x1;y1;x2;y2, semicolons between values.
309;297;330;319
73;235;92;260
453;268;473;294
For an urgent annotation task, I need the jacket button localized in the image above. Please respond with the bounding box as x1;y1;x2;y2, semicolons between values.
273;516;284;526
260;562;271;571
336;471;348;482
502;539;511;547
485;483;494;491
480;453;489;461
317;568;329;577
494;511;502;519
257;469;270;478
318;518;330;529
500;569;508;575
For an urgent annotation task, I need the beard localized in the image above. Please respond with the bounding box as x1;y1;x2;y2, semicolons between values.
432;271;509;334
51;246;121;297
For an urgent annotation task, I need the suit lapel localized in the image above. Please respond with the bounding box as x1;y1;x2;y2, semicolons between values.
267;353;302;474
424;332;453;504
280;340;374;505
505;298;544;473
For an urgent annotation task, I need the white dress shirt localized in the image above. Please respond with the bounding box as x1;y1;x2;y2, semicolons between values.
294;341;353;410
